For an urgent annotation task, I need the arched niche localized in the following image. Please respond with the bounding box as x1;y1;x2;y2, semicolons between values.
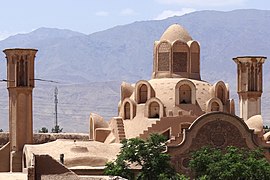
179;84;191;104
213;81;228;105
175;79;196;105
172;40;189;73
188;41;200;74
157;41;171;72
149;102;160;118
120;98;137;120
124;102;130;119
206;97;224;113
144;97;164;118
135;80;154;104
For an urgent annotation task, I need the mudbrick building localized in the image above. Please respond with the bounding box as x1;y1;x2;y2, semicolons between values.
0;24;269;179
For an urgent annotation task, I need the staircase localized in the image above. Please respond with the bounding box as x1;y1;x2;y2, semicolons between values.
139;115;197;146
115;117;126;142
139;121;158;140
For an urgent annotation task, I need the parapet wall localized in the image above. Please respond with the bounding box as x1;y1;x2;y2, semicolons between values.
0;132;89;148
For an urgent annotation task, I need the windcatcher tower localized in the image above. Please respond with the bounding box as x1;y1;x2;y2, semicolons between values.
233;56;266;121
3;48;37;172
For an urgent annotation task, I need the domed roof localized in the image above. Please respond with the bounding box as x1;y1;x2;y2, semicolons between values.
90;113;108;129
246;115;263;133
263;131;270;141
160;24;192;43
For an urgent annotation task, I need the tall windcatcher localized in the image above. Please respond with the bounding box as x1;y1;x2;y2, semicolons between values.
233;56;266;121
3;48;38;172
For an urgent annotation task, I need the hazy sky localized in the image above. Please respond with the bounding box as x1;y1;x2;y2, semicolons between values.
0;0;269;40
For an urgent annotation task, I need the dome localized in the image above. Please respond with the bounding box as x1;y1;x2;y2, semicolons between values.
246;115;263;133
89;113;108;129
160;24;192;43
263;131;270;141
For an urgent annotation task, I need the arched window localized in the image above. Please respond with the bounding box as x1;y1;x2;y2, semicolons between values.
249;64;256;91
211;102;220;111
158;42;170;71
124;102;130;120
217;86;225;104
172;41;188;73
139;84;147;103
179;84;191;104
149;102;160;118
17;58;28;86
190;41;200;73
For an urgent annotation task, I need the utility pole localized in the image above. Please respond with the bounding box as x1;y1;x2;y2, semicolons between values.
54;87;58;128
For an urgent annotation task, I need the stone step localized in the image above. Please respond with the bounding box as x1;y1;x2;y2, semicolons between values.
118;127;124;131
116;119;123;122
116;122;124;126
118;130;125;134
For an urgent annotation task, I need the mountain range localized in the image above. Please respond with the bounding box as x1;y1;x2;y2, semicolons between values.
0;9;269;132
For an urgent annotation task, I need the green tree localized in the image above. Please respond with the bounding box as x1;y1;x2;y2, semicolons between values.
51;125;63;133
38;127;48;133
104;134;187;180
189;146;270;180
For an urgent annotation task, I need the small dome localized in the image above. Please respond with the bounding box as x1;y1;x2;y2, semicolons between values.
263;131;270;141
160;24;192;43
246;115;263;133
90;113;109;129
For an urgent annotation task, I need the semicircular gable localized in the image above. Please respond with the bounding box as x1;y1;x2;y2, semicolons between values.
168;112;259;154
168;112;260;173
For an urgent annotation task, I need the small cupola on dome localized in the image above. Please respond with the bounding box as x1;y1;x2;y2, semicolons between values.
152;24;201;80
160;24;192;43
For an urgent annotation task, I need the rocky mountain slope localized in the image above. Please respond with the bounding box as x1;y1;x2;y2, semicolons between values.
0;9;269;132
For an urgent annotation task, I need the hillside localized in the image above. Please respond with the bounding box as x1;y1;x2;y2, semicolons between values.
0;9;269;132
